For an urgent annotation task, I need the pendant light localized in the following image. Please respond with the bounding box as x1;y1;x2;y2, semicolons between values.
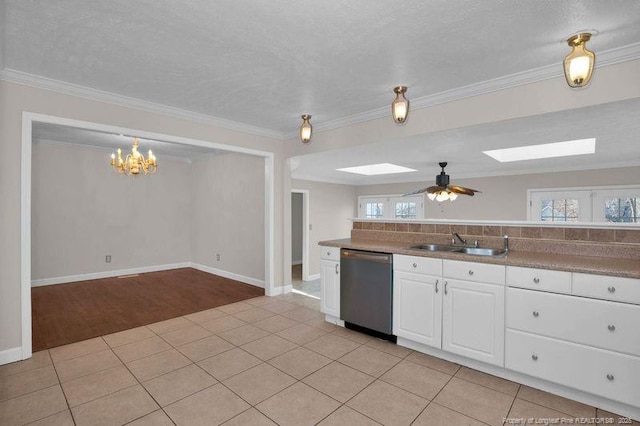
564;32;596;88
300;114;312;143
391;86;409;124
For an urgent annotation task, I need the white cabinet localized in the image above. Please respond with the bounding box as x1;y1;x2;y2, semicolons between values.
393;270;442;347
393;256;505;366
319;246;340;318
442;278;505;366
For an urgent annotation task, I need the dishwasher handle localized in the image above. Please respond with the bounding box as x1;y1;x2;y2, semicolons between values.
341;249;392;264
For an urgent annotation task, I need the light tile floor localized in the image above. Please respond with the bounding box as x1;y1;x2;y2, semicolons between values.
292;264;321;299
1;292;637;425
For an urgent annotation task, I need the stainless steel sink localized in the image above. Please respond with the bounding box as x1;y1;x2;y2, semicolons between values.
408;244;461;252
408;244;508;257
460;247;508;257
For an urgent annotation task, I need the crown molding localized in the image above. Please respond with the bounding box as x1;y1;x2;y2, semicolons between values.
3;41;640;142
284;42;640;140
0;68;285;140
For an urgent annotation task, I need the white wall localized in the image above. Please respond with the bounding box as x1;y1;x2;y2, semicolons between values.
356;167;640;220
291;179;356;277
191;152;265;281
31;141;192;280
291;193;303;263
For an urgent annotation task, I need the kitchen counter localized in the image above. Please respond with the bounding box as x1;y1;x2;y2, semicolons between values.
319;238;640;279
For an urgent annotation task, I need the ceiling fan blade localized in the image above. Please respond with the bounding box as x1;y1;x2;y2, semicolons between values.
426;186;446;194
448;185;481;196
403;187;429;196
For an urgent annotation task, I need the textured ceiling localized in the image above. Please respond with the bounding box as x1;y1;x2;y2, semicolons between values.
290;98;640;185
4;0;640;136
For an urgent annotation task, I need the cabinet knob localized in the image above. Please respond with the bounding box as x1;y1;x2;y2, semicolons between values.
468;270;474;276
531;354;538;361
533;277;540;284
533;311;540;317
327;251;331;256
608;286;616;293
608;324;616;332
607;374;615;381
412;263;417;268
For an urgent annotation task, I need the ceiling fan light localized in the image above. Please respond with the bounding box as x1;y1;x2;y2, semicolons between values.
436;191;448;202
449;192;458;201
427;193;437;201
564;33;595;88
300;114;312;143
391;86;409;124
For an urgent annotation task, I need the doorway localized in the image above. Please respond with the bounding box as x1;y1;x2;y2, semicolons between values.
291;189;317;298
19;112;276;362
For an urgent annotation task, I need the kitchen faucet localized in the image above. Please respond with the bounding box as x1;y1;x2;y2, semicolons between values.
452;233;479;248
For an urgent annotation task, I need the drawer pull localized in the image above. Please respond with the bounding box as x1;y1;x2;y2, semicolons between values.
531;354;538;361
435;280;439;293
468;270;474;276
607;374;615;381
608;324;616;331
444;281;448;295
335;264;339;274
532;311;540;317
607;286;616;293
533;277;540;284
412;263;417;268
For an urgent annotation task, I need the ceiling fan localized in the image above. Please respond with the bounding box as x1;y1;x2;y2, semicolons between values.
405;162;481;201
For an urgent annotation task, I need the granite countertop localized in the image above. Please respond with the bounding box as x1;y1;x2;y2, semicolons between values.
319;238;640;279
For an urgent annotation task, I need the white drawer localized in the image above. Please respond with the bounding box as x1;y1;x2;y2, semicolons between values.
506;287;640;356
505;329;640;407
443;260;505;285
573;273;640;305
320;246;340;261
394;254;442;275
506;266;571;294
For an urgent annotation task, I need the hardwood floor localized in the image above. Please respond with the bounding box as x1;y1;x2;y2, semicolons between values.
31;268;264;351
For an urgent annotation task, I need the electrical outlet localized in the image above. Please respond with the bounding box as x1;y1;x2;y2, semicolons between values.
105;255;111;263
216;253;221;261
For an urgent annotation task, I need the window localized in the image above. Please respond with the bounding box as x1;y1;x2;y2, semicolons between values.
365;202;384;219
358;194;424;219
528;185;640;223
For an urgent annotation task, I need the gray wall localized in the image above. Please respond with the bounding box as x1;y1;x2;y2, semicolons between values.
292;179;356;277
32;143;265;283
356;167;640;220
31;141;192;280
291;193;303;263
191;152;265;281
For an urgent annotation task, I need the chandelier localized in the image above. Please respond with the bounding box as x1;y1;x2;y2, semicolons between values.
110;137;157;176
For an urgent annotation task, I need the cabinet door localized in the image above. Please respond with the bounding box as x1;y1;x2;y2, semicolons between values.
393;271;442;348
320;259;340;317
442;279;505;366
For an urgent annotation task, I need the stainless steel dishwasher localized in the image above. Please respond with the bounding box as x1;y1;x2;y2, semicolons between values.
340;249;395;341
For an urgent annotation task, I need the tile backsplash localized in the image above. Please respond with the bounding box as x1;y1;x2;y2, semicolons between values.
351;221;640;260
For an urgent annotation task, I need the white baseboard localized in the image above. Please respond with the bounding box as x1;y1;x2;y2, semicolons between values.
190;263;264;289
0;347;24;365
291;260;302;266
306;274;320;281
266;285;292;297
31;262;192;287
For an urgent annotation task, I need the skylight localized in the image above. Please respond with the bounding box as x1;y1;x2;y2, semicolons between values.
483;138;596;162
336;163;417;176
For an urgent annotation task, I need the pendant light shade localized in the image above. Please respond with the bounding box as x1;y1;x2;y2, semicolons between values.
564;33;595;88
300;114;312;143
391;86;409;124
